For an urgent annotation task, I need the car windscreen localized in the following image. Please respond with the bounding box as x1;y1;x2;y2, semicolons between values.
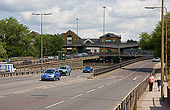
44;69;55;73
59;66;66;69
85;66;90;69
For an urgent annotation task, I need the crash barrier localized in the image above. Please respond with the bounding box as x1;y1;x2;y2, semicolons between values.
0;70;43;77
114;69;156;110
93;57;151;76
168;86;170;105
0;66;83;78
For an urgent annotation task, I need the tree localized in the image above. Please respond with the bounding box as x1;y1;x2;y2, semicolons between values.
139;32;153;50
33;34;64;57
0;41;7;58
0;17;33;57
139;12;170;59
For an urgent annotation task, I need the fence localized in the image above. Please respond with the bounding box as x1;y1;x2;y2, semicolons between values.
168;86;170;105
93;57;152;76
114;68;156;110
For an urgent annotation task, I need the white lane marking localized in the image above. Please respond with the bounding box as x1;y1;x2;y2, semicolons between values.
45;101;64;109
98;85;104;88
133;77;137;80
113;81;117;83
119;64;146;81
107;83;112;85
71;94;83;99
0;96;5;98
86;89;95;93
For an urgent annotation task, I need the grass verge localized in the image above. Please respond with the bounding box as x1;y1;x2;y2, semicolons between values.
167;70;170;86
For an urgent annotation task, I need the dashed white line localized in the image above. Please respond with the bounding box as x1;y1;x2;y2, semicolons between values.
98;85;104;88
86;89;95;93
107;83;112;85
0;96;5;98
71;94;83;99
113;81;117;83
45;101;64;109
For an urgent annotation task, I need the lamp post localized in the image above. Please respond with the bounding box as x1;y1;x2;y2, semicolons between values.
32;12;52;71
75;18;79;54
103;6;106;63
145;6;168;82
145;0;165;99
76;18;79;35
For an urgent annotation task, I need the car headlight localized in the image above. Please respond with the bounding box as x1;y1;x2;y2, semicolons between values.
51;74;54;77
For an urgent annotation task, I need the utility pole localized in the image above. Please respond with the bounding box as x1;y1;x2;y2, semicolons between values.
103;6;106;63
32;13;52;71
161;0;164;100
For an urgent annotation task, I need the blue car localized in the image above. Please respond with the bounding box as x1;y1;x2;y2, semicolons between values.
83;66;93;73
41;69;61;81
58;65;71;76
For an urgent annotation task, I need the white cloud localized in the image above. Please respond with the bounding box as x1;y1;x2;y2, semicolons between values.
0;0;169;42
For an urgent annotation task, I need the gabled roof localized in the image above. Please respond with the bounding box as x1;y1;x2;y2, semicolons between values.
61;30;81;39
31;31;40;36
100;33;121;38
83;39;94;44
78;39;100;45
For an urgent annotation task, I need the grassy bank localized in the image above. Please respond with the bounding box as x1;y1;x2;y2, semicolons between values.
167;69;170;86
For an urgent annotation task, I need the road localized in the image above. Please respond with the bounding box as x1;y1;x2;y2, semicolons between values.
0;60;157;110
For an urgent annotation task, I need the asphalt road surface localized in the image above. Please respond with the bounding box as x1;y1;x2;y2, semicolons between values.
0;60;157;110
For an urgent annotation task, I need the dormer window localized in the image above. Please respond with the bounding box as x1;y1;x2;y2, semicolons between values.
106;34;110;37
67;35;72;44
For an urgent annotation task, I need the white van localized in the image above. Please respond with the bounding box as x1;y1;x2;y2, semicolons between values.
0;63;16;72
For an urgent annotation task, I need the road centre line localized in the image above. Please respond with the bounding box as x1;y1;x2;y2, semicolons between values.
86;89;95;93
71;94;83;99
45;101;64;109
98;85;104;88
107;83;112;85
0;96;5;98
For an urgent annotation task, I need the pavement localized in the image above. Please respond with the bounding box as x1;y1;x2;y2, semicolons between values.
137;62;170;110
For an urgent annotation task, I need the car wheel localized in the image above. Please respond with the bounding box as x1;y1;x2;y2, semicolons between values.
41;78;44;81
54;77;56;81
58;77;60;81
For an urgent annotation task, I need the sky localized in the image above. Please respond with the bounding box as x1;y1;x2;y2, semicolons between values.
0;0;169;42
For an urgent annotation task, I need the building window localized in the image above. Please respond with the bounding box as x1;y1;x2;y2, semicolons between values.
102;39;104;42
106;49;111;53
67;35;72;44
106;40;111;42
113;39;115;42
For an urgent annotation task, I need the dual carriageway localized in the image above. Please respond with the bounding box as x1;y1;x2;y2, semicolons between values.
0;55;157;110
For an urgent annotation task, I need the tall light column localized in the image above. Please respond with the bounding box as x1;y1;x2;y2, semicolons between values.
32;13;52;71
103;6;106;63
145;3;166;99
75;18;79;54
76;18;79;35
161;0;164;100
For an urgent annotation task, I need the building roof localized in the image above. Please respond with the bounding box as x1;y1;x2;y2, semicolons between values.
78;39;100;45
61;30;81;39
31;31;40;36
99;33;121;38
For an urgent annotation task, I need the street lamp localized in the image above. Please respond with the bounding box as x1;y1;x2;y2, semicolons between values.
75;18;79;54
145;6;168;82
32;12;52;71
76;18;79;35
145;0;165;99
103;6;106;63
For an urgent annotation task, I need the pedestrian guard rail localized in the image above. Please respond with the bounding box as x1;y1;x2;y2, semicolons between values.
114;68;156;110
93;57;152;76
0;66;84;78
168;86;170;105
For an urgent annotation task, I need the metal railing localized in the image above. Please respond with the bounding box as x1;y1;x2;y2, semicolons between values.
93;57;152;76
168;86;170;105
114;68;156;110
